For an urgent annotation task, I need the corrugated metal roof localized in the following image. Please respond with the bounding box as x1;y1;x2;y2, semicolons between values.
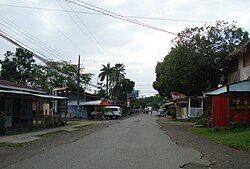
0;79;45;94
68;100;102;106
0;89;67;100
204;79;250;96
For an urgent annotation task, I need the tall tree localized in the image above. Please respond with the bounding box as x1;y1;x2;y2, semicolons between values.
0;48;35;84
33;61;92;92
110;63;126;87
153;21;249;97
98;63;112;95
110;78;135;101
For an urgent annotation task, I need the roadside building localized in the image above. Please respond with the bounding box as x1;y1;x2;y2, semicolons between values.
68;99;112;119
174;96;203;119
0;79;67;128
204;41;250;127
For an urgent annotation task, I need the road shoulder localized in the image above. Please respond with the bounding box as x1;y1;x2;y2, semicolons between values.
157;118;250;169
0;123;109;168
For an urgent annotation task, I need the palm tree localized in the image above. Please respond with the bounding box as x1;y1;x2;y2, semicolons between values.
98;63;112;95
110;63;126;87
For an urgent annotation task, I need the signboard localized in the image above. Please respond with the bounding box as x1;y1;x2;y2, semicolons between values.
129;90;139;100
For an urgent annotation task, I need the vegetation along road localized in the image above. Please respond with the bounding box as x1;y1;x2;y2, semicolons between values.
2;114;211;169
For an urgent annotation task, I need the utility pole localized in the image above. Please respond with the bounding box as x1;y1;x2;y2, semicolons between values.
77;55;80;118
106;63;110;96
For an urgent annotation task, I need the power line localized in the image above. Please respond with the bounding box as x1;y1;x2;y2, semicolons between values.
66;0;178;35
1;3;250;28
0;18;66;61
65;1;110;57
126;15;212;24
0;14;70;61
56;0;108;59
0;30;49;63
30;1;89;57
0;3;100;15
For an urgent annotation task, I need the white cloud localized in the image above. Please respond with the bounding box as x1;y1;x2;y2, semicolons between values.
104;0;127;5
0;0;250;96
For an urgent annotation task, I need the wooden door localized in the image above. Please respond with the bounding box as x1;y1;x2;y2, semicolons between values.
212;95;229;127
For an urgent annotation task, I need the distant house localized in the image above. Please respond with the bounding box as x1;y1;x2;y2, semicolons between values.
68;100;112;119
174;96;203;119
53;87;105;119
204;42;250;127
0;79;67;128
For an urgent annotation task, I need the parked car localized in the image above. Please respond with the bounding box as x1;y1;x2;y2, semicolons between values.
103;106;122;119
157;109;166;117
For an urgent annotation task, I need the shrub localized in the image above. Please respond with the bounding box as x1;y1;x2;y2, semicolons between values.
54;116;60;127
168;109;176;119
45;115;55;127
0;111;6;123
0;111;6;135
196;117;210;127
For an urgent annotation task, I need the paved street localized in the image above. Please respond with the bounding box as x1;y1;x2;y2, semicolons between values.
4;115;210;169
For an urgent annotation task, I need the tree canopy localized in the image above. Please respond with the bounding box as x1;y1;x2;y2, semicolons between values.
153;21;249;97
0;48;92;93
0;48;35;84
98;63;134;101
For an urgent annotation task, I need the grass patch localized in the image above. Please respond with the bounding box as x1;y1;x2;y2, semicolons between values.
74;122;94;129
0;142;23;148
66;121;80;126
5;128;39;136
191;125;250;152
37;130;65;138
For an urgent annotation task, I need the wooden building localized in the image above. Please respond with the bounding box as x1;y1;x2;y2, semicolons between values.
0;79;67;128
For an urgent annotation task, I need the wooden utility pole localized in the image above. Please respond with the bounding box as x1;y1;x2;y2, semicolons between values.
77;55;80;118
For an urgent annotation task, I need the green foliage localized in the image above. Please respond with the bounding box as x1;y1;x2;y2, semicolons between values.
32;61;93;92
154;21;249;97
196;118;209;127
168;109;176;119
54;116;60;127
98;63;112;94
111;78;135;101
96;106;105;113
192;125;250;151
0;48;93;92
0;48;35;84
0;111;6;135
131;100;141;109
98;63;135;101
139;95;164;110
0;111;6;123
45;115;55;127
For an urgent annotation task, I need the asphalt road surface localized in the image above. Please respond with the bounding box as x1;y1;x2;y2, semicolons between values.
4;115;210;169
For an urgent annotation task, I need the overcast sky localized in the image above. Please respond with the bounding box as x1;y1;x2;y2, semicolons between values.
0;0;250;97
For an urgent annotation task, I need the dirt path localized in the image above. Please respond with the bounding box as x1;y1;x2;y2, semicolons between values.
0;123;110;168
157;118;250;169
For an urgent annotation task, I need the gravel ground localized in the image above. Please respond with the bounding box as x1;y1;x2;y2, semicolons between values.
0;123;111;168
157;117;250;169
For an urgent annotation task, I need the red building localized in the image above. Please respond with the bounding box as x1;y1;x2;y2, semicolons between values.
204;41;250;127
204;80;250;127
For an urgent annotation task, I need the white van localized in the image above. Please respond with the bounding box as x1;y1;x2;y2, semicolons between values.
104;106;122;119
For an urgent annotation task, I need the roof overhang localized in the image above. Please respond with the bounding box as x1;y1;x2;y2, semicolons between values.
68;100;112;106
204;80;250;96
0;89;68;100
0;84;46;94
